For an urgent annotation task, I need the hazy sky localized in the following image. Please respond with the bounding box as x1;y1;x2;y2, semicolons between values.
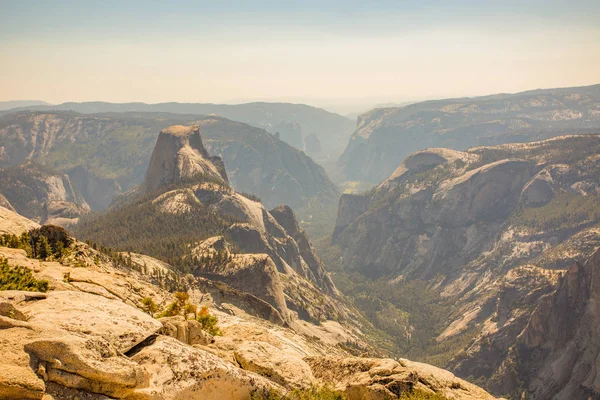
1;0;599;113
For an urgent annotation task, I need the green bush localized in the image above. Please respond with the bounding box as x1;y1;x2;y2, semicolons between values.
0;257;49;292
140;297;158;315
197;306;221;336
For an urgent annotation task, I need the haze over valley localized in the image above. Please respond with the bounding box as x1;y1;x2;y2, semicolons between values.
1;1;600;400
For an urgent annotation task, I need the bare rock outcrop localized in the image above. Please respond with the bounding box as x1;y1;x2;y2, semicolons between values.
306;356;496;400
521;168;554;206
270;205;337;295
0;205;40;235
234;341;315;389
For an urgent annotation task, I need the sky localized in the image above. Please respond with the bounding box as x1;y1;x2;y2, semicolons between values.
1;0;599;113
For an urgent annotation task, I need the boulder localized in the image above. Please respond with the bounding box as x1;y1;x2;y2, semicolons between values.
25;336;148;399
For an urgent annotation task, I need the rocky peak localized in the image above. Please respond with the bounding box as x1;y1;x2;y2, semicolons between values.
143;125;228;194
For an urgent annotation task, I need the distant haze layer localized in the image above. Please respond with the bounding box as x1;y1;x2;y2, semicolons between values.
1;1;599;112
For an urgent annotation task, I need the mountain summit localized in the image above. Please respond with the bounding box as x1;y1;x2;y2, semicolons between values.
143;125;228;194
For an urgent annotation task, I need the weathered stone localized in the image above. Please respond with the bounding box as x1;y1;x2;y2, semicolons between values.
306;356;496;400
25;336;148;398
159;316;214;346
131;336;282;400
234;341;315;389
0;364;45;400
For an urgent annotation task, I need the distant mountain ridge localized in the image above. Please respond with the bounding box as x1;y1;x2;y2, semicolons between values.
0;111;339;227
338;83;600;182
0;100;50;111
1;100;355;157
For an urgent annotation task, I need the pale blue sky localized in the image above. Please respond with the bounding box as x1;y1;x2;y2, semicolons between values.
1;1;599;112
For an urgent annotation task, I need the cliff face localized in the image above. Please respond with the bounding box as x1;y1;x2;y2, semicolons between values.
499;249;600;399
333;135;600;397
0;163;90;226
143;125;228;194
0;206;495;400
338;84;600;182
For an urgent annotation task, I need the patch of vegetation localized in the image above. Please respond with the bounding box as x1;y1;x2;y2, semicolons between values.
72;186;239;273
510;192;600;232
157;292;222;335
238;191;262;203
0;257;49;292
140;297;158;315
251;386;345;400
342;180;376;194
331;271;462;365
1;225;72;261
197;306;221;336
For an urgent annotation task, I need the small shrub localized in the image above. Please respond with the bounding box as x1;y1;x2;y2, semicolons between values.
174;291;189;307
197;306;221;336
141;297;158;315
159;301;181;318
184;303;197;320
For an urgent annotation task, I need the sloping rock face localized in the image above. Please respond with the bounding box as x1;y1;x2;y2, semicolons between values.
333;135;600;396
143;125;228;193
0;162;90;226
334;155;535;279
0;194;14;212
0;209;495;400
234;341;315;389
269;205;337;295
339;84;600;181
0;205;40;235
